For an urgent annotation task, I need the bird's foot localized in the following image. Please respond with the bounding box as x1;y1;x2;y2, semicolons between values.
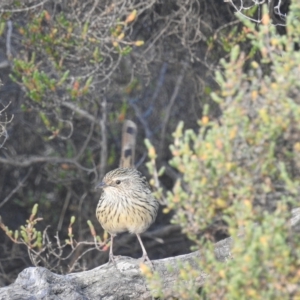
139;254;155;271
108;253;118;268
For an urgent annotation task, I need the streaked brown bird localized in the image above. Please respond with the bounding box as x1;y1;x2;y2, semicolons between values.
96;120;159;264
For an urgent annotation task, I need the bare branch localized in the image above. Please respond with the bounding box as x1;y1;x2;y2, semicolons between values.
6;20;12;60
159;60;188;159
98;96;107;180
0;0;49;13
0;155;95;173
0;168;32;208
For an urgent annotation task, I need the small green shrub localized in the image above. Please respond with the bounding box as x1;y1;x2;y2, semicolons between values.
148;2;300;299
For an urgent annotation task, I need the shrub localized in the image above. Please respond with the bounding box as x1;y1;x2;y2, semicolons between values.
152;2;300;298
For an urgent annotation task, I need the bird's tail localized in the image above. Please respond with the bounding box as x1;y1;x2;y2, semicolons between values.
119;120;137;168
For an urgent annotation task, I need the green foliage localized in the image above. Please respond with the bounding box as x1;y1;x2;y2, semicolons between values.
145;138;165;201
220;26;247;53
0;205;107;270
0;204;43;250
147;2;300;298
8;8;145;145
110;9;144;55
0;21;6;36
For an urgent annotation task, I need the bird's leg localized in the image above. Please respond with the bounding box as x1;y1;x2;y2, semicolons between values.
108;234;117;265
136;233;154;269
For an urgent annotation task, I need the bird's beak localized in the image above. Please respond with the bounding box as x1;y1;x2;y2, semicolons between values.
96;181;107;189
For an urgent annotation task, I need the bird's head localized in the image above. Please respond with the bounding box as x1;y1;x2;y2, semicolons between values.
96;168;144;193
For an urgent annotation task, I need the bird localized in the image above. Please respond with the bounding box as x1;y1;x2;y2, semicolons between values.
96;120;159;265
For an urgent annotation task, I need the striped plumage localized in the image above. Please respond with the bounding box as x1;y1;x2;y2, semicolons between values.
96;167;159;263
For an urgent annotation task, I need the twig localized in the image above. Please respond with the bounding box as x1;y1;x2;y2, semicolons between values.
98;96;107;180
129;102;152;139
0;155;95;172
0;168;32;208
159;60;188;158
6;20;12;60
61;101;97;123
0;102;13;147
57;188;72;231
0;0;49;13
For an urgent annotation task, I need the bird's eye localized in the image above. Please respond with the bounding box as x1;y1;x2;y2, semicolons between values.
115;180;121;185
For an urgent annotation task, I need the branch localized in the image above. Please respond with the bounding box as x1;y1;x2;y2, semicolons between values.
159;60;188;159
0;155;94;172
0;0;49;13
61;101;97;123
98;96;107;180
6;20;12;60
0;102;13;147
0;168;32;208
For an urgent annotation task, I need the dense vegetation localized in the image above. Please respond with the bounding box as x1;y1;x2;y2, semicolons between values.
1;0;298;298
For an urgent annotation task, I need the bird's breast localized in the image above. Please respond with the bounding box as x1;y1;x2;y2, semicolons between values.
96;190;158;235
